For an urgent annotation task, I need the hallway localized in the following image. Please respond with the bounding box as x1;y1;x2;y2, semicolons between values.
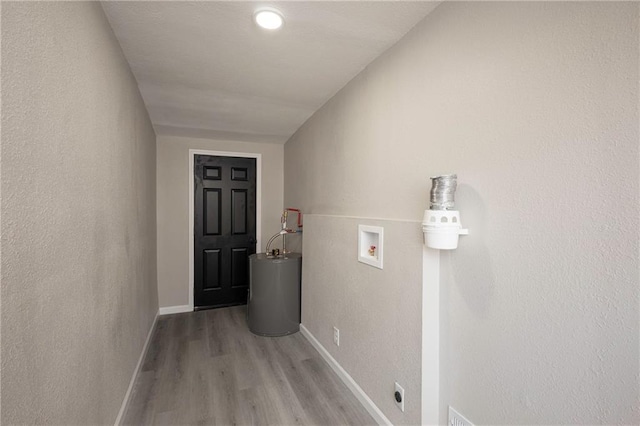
123;306;375;425
3;2;638;425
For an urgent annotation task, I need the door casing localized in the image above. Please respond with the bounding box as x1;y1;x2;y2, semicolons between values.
188;149;262;311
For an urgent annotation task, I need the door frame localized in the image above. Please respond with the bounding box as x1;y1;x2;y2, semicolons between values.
188;149;262;311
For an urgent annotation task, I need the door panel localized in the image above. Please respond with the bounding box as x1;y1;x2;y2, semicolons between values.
203;249;222;289
231;248;249;288
231;189;248;234
204;189;222;235
194;155;256;309
204;166;221;180
231;167;248;181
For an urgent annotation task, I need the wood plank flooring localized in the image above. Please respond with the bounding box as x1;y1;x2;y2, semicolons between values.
123;306;376;425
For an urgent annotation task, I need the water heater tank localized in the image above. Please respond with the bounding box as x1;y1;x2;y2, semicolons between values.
248;253;302;336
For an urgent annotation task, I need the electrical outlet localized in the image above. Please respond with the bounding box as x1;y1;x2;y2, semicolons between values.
449;406;474;426
333;327;339;346
394;382;405;412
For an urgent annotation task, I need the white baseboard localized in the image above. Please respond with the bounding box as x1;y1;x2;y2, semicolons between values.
159;304;192;315
300;324;392;426
114;311;158;426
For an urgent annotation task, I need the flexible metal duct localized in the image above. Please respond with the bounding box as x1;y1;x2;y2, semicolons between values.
430;174;457;210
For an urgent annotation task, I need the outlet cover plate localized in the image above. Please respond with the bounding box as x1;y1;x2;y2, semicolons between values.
449;406;474;426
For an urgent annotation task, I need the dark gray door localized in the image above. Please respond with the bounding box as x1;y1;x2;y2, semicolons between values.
194;155;257;309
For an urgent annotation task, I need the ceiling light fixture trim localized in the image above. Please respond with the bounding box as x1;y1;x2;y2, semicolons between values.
254;7;284;30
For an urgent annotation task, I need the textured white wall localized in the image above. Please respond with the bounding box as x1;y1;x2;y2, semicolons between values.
285;2;638;425
2;3;158;424
156;135;284;308
302;215;424;425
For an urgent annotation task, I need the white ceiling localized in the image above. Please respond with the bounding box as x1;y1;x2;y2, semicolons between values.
102;1;439;144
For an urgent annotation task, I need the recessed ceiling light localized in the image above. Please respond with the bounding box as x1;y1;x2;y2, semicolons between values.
254;8;284;30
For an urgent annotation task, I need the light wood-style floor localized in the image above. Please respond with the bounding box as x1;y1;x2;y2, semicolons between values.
123;306;376;425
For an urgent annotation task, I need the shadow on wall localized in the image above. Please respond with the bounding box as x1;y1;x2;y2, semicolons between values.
441;184;495;318
283;233;303;254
